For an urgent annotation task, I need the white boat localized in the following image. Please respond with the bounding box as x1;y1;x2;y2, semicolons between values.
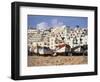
55;46;66;53
34;47;53;55
55;44;71;53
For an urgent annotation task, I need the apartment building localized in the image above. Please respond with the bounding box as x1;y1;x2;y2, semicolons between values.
28;26;88;51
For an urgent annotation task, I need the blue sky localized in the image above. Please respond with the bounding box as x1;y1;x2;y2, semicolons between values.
28;15;88;29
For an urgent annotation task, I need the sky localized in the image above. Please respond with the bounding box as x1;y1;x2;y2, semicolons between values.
28;15;88;30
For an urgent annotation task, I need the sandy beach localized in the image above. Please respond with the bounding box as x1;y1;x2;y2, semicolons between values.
28;55;88;66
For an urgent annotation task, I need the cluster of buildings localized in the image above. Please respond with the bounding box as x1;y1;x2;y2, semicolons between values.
28;25;88;55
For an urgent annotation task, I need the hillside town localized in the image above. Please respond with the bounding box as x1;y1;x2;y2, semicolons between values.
28;25;88;56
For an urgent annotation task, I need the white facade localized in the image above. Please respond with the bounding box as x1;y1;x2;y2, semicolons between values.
49;37;56;50
28;26;88;50
32;41;45;47
27;29;38;34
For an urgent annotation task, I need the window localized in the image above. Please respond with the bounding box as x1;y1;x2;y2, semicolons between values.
44;43;46;45
80;38;83;44
51;42;53;45
73;38;78;44
51;38;54;41
51;46;53;48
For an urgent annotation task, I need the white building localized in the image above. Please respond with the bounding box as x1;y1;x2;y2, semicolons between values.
49;37;56;50
28;26;88;52
27;29;38;34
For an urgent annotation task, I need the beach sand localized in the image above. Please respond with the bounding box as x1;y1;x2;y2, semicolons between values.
28;55;88;66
